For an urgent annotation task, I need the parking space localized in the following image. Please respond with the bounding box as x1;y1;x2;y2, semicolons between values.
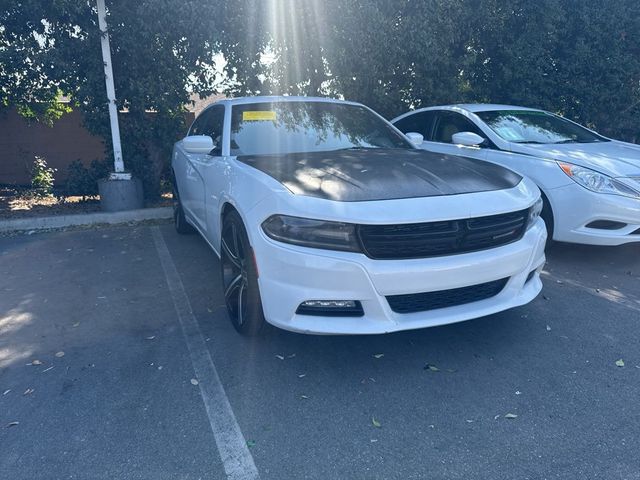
1;223;639;479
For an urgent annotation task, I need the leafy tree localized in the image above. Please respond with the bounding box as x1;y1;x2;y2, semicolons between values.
1;0;224;198
2;0;640;200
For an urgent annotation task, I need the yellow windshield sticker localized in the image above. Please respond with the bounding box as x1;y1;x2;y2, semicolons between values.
243;111;277;121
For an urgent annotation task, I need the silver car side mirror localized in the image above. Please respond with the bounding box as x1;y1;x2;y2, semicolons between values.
451;131;485;147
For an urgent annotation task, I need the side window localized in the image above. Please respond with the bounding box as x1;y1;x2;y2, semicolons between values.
188;111;211;136
188;105;225;154
432;112;484;144
204;106;225;154
394;111;436;140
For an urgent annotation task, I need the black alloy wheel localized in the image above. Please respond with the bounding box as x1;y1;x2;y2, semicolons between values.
220;210;265;335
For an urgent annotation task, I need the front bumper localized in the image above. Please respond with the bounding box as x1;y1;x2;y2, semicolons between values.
251;219;547;334
549;183;640;246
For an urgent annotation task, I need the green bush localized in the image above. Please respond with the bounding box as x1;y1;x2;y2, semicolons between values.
65;159;110;199
30;156;56;197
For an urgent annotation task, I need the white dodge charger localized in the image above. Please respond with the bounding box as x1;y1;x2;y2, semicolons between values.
392;104;640;246
171;97;546;335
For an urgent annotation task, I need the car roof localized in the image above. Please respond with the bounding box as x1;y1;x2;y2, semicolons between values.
391;103;545;123
205;95;364;108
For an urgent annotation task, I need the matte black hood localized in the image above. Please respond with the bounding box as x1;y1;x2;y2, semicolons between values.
238;148;521;202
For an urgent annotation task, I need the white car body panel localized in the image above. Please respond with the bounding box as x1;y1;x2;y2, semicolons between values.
392;104;640;246
172;97;546;334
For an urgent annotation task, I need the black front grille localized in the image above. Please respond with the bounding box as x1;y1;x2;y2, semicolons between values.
357;209;529;260
386;278;509;314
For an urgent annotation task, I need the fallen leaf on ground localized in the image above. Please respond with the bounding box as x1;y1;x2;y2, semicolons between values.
207;308;213;313
41;366;54;373
372;417;382;428
3;389;11;396
190;378;199;385
23;388;34;396
6;421;19;428
615;359;625;367
466;419;474;423
370;439;378;443
72;322;80;327
504;413;518;419
546;325;551;331
424;364;440;372
287;354;296;359
373;354;384;359
298;374;306;378
145;336;155;340
494;414;501;420
55;351;65;358
29;360;43;366
274;355;285;361
300;395;309;399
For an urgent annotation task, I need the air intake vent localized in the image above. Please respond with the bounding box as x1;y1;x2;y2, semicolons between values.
386;278;509;314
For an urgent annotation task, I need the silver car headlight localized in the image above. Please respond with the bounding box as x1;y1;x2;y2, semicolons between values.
262;215;361;252
527;197;543;230
557;162;640;198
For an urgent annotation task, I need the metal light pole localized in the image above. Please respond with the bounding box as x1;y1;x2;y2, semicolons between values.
96;0;128;180
95;0;143;211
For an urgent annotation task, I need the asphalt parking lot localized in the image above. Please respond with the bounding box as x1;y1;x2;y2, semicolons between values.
1;223;639;480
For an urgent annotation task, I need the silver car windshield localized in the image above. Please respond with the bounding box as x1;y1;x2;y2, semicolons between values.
230;101;412;156
476;110;609;144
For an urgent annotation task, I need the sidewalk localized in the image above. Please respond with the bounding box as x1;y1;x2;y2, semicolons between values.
0;207;172;233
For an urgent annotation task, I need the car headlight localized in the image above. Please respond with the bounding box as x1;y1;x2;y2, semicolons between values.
557;162;640;198
527;197;543;229
262;215;361;252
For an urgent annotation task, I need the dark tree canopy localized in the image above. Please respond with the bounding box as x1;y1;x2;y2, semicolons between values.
2;0;640;195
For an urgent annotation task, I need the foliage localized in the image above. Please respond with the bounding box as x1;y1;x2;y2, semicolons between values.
220;0;640;140
2;0;640;200
66;159;110;199
1;0;224;199
30;156;55;196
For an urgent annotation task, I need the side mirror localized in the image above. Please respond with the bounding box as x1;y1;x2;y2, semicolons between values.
405;132;424;146
183;135;215;154
451;131;485;147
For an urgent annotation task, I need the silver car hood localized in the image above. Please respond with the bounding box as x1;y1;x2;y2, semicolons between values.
510;140;640;177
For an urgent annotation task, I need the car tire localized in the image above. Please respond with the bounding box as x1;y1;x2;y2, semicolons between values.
173;184;195;235
540;192;554;244
220;210;266;336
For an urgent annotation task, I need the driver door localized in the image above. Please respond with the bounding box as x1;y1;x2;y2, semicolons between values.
183;105;225;233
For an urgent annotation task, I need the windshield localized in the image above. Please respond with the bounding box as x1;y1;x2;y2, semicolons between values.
230;101;412;156
476;110;609;144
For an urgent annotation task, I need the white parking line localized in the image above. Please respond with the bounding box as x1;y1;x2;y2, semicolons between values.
151;226;260;480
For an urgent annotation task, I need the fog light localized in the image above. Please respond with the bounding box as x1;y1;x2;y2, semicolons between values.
296;300;364;317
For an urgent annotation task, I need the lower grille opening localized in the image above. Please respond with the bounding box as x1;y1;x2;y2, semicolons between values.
386;278;509;314
586;220;627;230
296;300;364;317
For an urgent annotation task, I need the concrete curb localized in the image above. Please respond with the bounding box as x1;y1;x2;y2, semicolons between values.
0;207;173;233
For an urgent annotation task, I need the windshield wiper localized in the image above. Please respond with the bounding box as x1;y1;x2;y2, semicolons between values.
332;146;381;152
553;139;578;144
